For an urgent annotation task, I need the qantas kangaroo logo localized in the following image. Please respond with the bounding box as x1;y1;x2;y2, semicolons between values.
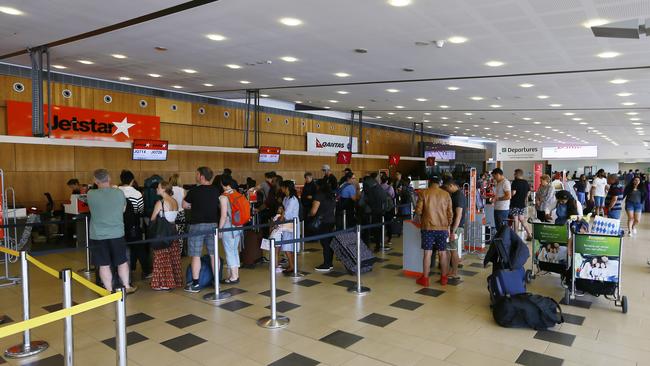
315;138;347;149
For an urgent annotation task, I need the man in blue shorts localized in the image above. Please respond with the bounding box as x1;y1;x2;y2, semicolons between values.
415;176;453;287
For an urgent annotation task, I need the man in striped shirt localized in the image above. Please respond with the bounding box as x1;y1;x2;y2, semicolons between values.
118;170;150;279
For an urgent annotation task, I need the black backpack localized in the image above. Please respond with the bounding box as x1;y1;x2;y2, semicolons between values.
492;293;564;330
123;199;142;242
367;185;388;215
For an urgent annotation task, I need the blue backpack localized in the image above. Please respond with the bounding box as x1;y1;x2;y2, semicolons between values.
185;255;223;289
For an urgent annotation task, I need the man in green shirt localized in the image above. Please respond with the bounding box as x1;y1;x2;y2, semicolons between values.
87;169;136;293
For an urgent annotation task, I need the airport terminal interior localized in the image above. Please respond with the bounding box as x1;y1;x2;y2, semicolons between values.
2;1;650;365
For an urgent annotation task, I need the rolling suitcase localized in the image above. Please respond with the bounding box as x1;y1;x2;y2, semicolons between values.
242;230;263;268
389;219;402;238
330;232;376;274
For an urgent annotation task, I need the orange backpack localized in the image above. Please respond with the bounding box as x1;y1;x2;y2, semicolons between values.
225;191;251;227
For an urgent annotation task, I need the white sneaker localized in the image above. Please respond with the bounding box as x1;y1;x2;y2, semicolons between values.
633;228;638;234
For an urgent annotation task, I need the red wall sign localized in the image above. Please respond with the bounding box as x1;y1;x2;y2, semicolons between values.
389;154;400;166
6;100;160;142
337;151;352;165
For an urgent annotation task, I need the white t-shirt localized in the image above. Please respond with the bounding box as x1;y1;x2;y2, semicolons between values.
592;177;607;197
172;186;185;212
495;178;511;210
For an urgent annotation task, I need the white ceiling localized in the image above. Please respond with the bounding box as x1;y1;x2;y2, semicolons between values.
2;0;650;148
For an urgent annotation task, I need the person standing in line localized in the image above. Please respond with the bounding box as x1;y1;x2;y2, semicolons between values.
322;165;338;192
574;174;589;206
279;180;301;274
591;170;608;216
535;175;555;221
301;172;317;234
605;173;624;221
336;172;358;230
491;168;512;233
624;176;646;236
183;167;220;293
359;175;390;252
219;176;242;284
149;181;183;290
118;170;150;280
311;180;337;272
87;169;136;293
415;176;453;287
625;169;635;186
338;168;353;187
441;178;465;280
380;174;396;247
510;169;533;240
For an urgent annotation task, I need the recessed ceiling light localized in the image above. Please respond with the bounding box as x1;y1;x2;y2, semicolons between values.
280;56;299;62
587;126;594;129
507;125;513;128
622;102;636;106
440;105;449;109
294;101;303;104
630;118;641;121
328;100;338;103
522;117;532;121
282;77;295;81
279;17;303;26
415;98;428;102
626;112;639;115
597;51;620;59
470;96;483;101
206;34;227;41
519;83;534;88
441;117;449;120
524;130;531;133
118;76;132;81
171;85;183;89
485;60;505;67
456;120;463;123
579;122;588;125
447;36;468;44
203;83;214;87
0;6;23;15
323;106;331;109
226;64;242;69
424;112;431;116
564;113;575;116
51;65;67;69
375;116;382;118
387;112;395;115
464;113;473;116
484;127;490;130
406;116;414;119
111;54;127;59
77;60;94;65
447;86;459;91
490;104;502;108
572;117;583;121
240;80;251;84
182;69;197;74
616;92;633;97
635;127;644;130
334;72;350;78
441;124;448;127
545;126;552;129
337;91;349;94
610;79;628;84
148;73;161;78
386;88;400;93
473;124;479;127
537;95;549;99
533;121;541;124
388;0;411;7
260;94;270;97
492;121;500;124
583;18;609;28
549;104;562;107
395;105;405;109
552;129;559;132
632;122;642;125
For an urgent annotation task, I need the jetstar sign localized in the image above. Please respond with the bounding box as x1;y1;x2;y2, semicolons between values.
6;101;160;142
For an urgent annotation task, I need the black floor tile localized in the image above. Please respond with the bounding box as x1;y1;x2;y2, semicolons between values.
259;289;290;297
23;354;64;366
296;279;321;287
268;352;320;366
303;248;321;253
382;264;402;270
374;258;390;263
0;356;5;364
102;331;148;350
161;333;207;352
0;315;12;324
446;278;463;286
333;279;357;288
166;314;206;329
387;252;403;257
319;330;363;349
469;262;484;268
515;350;563;366
358;313;398;328
534;330;575;347
126;312;154;327
458;269;479;277
390;299;424;311
222;287;247;296
563;313;585;326
42;302;79;313
560;296;592;309
283;270;310;277
265;301;301;313
416;288;445;297
218;300;253;312
323;271;346;278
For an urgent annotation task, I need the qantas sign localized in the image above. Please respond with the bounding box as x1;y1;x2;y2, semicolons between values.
307;132;358;153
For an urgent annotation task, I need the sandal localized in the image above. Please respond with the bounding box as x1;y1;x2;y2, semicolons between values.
282;268;294;274
220;278;239;284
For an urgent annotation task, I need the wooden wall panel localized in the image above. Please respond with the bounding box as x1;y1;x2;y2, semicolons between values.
92;90;155;115
15;145;75;172
74;147;140;173
0;142;15;171
160;124;193;145
0;107;6;135
191;103;219;128
284;135;304;151
220;106;240;130
292;117;310;135
140;150;180;173
155;98;192;125
5;171;73;208
48;82;93;108
222;129;242;148
0;76;31;106
261;133;284;148
192;126;224;147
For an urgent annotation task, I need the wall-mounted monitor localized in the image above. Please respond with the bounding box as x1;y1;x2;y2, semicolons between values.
259;146;281;163
542;145;597;159
132;139;168;161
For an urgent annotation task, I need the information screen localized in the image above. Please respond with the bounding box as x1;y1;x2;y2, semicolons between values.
259;146;281;163
132;139;168;161
424;150;456;160
542;145;597;159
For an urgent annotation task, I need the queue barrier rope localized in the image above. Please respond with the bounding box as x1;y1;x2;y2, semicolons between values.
0;291;123;339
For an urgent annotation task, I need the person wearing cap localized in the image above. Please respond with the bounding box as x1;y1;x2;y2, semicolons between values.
339;168;353;187
491;168;511;233
322;165;338;193
414;176;453;287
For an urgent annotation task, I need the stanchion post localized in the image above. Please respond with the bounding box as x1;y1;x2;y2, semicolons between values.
77;215;92;276
203;228;232;303
343;210;347;230
257;239;289;329
115;288;127;366
61;269;74;366
348;225;370;296
4;251;48;359
380;216;386;252
288;217;304;280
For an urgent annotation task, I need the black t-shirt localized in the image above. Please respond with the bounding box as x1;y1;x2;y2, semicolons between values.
314;192;336;224
184;185;220;224
324;174;338;192
451;190;466;228
301;181;317;209
510;178;530;209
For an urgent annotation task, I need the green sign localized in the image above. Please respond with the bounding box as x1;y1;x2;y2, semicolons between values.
575;235;621;257
533;224;568;244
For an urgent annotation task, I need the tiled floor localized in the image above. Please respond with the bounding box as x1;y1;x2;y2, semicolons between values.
1;219;650;366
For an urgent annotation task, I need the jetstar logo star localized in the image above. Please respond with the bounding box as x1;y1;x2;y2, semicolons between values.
112;117;135;138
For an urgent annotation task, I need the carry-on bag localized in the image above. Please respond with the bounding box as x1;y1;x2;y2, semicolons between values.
330;232;376;274
242;230;264;268
492;293;564;330
185;255;223;290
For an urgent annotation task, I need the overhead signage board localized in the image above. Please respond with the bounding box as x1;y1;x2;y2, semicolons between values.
542;145;598;159
425;150;456;160
307;132;358;153
496;141;542;161
6;100;160;142
132;139;168;161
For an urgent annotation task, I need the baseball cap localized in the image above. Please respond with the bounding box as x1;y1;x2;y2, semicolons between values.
322;164;331;171
429;175;442;185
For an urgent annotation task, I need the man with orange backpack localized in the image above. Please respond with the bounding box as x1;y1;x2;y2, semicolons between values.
219;175;251;284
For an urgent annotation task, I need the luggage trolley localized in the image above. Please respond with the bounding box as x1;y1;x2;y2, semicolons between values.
568;230;627;313
526;220;570;285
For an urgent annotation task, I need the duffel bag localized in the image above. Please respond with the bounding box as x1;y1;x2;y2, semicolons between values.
493;293;564;330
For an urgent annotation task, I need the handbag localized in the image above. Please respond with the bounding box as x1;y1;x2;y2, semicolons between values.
308;215;323;232
148;200;176;250
260;238;271;251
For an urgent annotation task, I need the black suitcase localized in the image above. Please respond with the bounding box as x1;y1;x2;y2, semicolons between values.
389;219;402;238
330;232;376;274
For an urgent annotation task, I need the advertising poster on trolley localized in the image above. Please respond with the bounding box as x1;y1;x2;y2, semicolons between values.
574;235;620;283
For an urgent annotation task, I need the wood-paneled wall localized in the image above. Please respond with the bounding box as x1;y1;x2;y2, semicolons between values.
0;74;436;209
